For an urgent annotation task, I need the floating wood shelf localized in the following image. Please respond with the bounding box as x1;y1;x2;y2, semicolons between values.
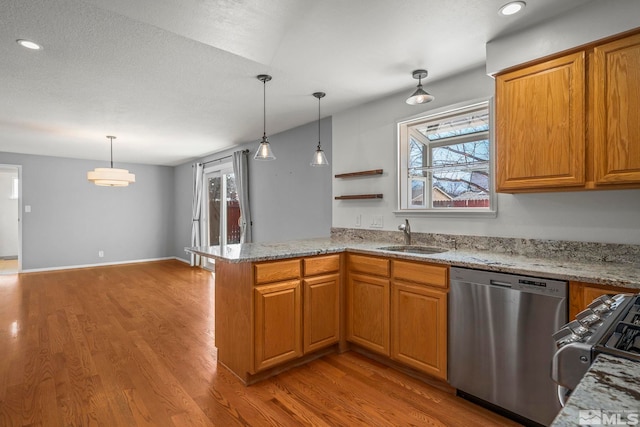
334;194;383;200
334;169;383;178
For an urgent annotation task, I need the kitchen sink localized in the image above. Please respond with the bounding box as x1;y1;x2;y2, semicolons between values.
377;245;448;254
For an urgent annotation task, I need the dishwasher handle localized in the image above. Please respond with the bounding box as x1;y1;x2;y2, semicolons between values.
557;385;571;407
489;279;512;288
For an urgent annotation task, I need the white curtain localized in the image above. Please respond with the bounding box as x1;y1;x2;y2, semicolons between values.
190;162;204;266
232;150;252;243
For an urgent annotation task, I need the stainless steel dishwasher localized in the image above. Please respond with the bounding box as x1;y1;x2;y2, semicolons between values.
449;267;567;427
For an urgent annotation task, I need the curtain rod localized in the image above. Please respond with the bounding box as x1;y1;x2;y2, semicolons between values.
197;149;250;166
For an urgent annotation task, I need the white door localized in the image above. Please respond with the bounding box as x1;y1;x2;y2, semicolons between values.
201;164;240;270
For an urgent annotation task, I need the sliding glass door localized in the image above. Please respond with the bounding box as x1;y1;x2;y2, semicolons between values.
202;164;240;270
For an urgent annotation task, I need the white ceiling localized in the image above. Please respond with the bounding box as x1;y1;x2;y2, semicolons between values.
0;0;593;166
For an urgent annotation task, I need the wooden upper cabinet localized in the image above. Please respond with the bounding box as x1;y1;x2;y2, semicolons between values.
496;30;640;193
496;52;586;192
592;33;640;185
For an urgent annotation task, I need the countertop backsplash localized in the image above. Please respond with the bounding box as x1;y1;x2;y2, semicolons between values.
330;228;640;265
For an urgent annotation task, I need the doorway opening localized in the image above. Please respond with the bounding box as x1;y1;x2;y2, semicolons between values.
0;165;21;274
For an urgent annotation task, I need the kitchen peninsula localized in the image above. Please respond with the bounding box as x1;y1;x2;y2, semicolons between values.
187;232;640;424
187;233;640;382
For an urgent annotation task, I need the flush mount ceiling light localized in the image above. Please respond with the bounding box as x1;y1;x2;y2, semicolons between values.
311;92;329;167
16;39;42;50
87;136;135;187
499;1;526;16
254;74;276;161
406;69;434;105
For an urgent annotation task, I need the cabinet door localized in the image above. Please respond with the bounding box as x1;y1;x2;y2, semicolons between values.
569;281;633;318
496;52;585;192
592;33;640;185
391;282;447;380
303;274;340;353
254;280;302;372
346;273;390;356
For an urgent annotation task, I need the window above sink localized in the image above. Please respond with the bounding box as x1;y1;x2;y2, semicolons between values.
396;99;496;216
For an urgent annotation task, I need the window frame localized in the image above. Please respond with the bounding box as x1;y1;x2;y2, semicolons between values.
395;98;497;217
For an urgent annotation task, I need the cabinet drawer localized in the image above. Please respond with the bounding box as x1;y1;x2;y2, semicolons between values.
347;254;390;278
303;254;340;276
393;260;448;288
254;259;301;285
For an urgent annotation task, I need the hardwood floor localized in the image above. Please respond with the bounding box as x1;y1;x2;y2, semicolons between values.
0;260;520;426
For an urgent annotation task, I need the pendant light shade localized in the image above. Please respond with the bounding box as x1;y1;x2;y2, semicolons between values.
87;136;135;187
406;69;434;105
311;92;329;167
254;74;276;161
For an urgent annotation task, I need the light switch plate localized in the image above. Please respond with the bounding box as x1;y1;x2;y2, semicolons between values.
25;205;31;213
370;215;383;228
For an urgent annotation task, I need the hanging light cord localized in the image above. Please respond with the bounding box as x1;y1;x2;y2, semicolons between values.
262;79;267;140
317;95;321;150
107;135;115;168
313;92;325;150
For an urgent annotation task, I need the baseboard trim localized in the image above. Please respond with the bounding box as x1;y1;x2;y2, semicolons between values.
21;257;184;273
174;257;191;265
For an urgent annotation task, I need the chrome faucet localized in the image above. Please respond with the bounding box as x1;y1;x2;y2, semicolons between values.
398;219;411;245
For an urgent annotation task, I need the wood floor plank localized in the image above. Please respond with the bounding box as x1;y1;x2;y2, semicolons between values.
0;260;522;427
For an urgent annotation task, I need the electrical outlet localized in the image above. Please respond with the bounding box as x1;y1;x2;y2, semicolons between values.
98;250;104;258
355;214;362;227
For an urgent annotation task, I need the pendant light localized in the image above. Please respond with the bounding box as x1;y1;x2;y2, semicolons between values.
254;74;276;160
310;92;329;167
406;69;434;105
87;136;135;186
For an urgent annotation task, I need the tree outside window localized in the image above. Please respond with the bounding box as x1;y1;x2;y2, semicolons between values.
398;101;493;211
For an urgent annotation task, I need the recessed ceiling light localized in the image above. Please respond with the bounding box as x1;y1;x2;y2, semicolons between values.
499;1;526;16
16;39;42;50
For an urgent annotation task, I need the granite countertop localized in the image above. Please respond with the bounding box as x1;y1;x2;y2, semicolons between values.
186;237;640;290
551;354;640;426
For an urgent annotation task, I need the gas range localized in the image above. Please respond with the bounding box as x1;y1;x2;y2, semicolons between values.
552;294;640;395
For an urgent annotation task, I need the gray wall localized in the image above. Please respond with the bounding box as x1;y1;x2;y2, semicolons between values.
173;117;333;261
331;63;640;245
0;152;175;270
487;0;640;75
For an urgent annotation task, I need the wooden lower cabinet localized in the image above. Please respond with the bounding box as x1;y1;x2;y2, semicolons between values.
254;280;302;372
391;282;447;380
303;273;340;353
346;254;449;381
346;272;390;356
219;253;451;384
569;281;635;318
252;255;341;375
